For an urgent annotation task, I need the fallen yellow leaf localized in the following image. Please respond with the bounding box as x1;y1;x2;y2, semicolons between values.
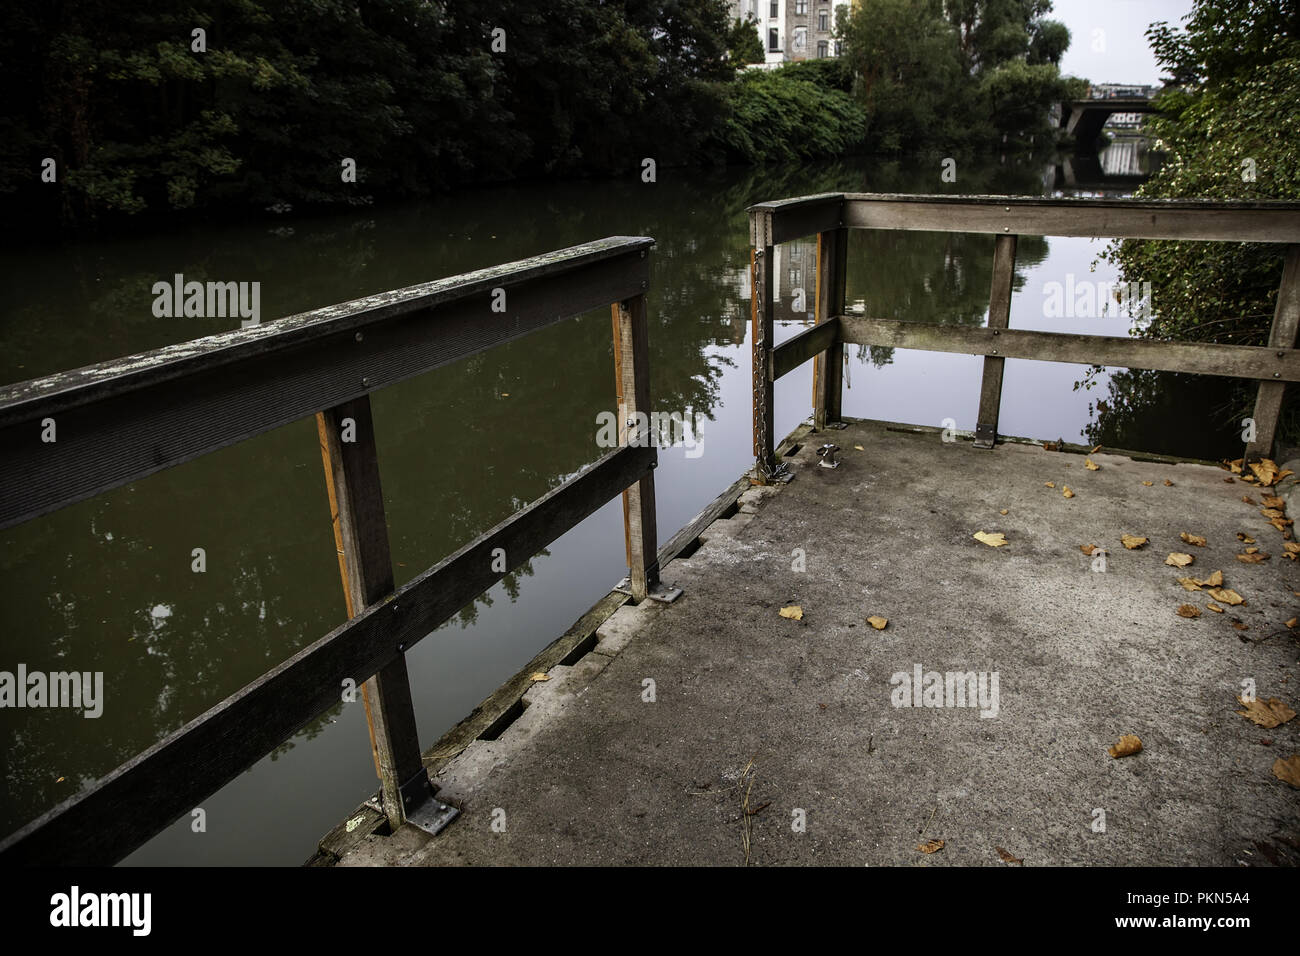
995;847;1023;865
779;605;804;621
1180;532;1207;547
1236;696;1296;729
854;444;864;451
1090;445;1102;454
529;672;550;682
1176;577;1203;591
1044;481;1056;488
1208;587;1245;606
916;839;945;854
1176;604;1201;619
1164;479;1174;486
999;509;1009;515
866;616;888;630
1062;485;1074;498
1166;552;1194;568
1236;551;1270;563
1263;496;1285;510
1081;544;1099;555
1274;755;1300;788
1085;459;1100;471
974;531;1008;547
1121;534;1148;550
1207;602;1224;613
1108;734;1143;758
1237;532;1256;543
1142;480;1154;487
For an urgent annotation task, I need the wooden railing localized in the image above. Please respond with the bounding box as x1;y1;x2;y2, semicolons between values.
0;236;663;864
749;193;1300;478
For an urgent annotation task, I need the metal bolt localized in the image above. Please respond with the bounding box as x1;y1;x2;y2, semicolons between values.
993;329;1000;335
1004;206;1010;212
640;250;646;258
398;642;407;652
355;331;364;342
1278;351;1285;358
1275;372;1281;378
362;376;370;387
1004;226;1010;232
992;349;999;355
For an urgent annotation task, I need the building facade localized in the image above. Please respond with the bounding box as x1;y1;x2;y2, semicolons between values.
731;0;850;68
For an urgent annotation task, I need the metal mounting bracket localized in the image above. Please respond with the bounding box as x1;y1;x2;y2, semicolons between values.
613;577;683;603
366;770;459;836
973;423;996;449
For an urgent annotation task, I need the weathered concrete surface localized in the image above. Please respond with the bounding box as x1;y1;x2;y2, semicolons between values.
338;420;1300;867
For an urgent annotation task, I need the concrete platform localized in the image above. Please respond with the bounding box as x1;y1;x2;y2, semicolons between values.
337;420;1300;866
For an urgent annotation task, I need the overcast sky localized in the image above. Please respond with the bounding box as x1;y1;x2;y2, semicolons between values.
1049;0;1196;85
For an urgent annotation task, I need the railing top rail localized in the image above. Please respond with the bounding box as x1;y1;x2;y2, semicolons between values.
0;236;653;530
0;235;653;423
748;193;1300;244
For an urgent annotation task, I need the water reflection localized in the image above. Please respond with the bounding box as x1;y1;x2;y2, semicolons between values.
0;152;1236;863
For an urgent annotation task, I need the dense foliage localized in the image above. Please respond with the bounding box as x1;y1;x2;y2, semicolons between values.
838;0;1080;152
1094;0;1300;445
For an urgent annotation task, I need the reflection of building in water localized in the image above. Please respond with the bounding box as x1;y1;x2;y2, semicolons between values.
1099;138;1143;177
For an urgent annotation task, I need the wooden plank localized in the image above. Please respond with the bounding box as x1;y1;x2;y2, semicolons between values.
1246;244;1300;459
748;193;844;246
842;194;1300;242
812;228;848;428
0;442;654;865
656;475;752;565
0;238;652;530
974;235;1018;448
838;315;1300;381
613;294;659;601
773;318;840;381
750;241;778;480
316;397;425;829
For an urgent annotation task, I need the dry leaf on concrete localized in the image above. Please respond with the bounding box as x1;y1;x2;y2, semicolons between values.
1044;481;1056;488
1176;577;1203;591
916;839;945;854
1164;479;1175;486
1180;532;1207;547
1081;544;1099;555
1237;552;1270;563
1274;755;1300;788
529;672;550;682
1238;533;1256;543
1177;604;1202;619
1208;587;1245;606
1121;534;1148;550
1251;459;1281;485
867;616;888;631
1108;734;1143;758
1062;485;1075;498
1198;570;1225;587
1085;459;1100;471
1207;603;1225;613
1166;553;1194;568
779;605;804;621
996;847;1024;864
1000;509;1009;515
1236;696;1296;729
1264;496;1286;510
974;531;1008;547
1142;480;1154;487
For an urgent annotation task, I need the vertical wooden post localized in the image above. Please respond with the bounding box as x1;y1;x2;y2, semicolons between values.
974;234;1018;449
612;295;659;601
1245;244;1300;461
316;396;427;831
813;228;848;429
752;239;778;479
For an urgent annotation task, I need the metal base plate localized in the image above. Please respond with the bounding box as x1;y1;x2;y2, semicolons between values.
973;423;996;449
365;790;460;837
824;421;848;430
613;578;683;603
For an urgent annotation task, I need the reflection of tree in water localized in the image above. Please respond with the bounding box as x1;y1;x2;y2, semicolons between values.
1080;368;1247;460
1;153;1070;837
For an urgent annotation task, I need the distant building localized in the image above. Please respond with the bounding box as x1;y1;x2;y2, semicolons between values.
731;0;850;68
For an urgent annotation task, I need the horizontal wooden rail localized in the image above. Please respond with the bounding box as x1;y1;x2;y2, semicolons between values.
749;193;844;246
771;318;840;381
0;237;652;530
842;194;1300;242
0;442;655;865
838;315;1300;381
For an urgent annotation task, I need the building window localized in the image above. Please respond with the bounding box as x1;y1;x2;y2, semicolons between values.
834;40;842;56
818;10;828;30
770;1;778;17
792;26;806;53
769;27;780;51
796;0;807;14
817;40;828;57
